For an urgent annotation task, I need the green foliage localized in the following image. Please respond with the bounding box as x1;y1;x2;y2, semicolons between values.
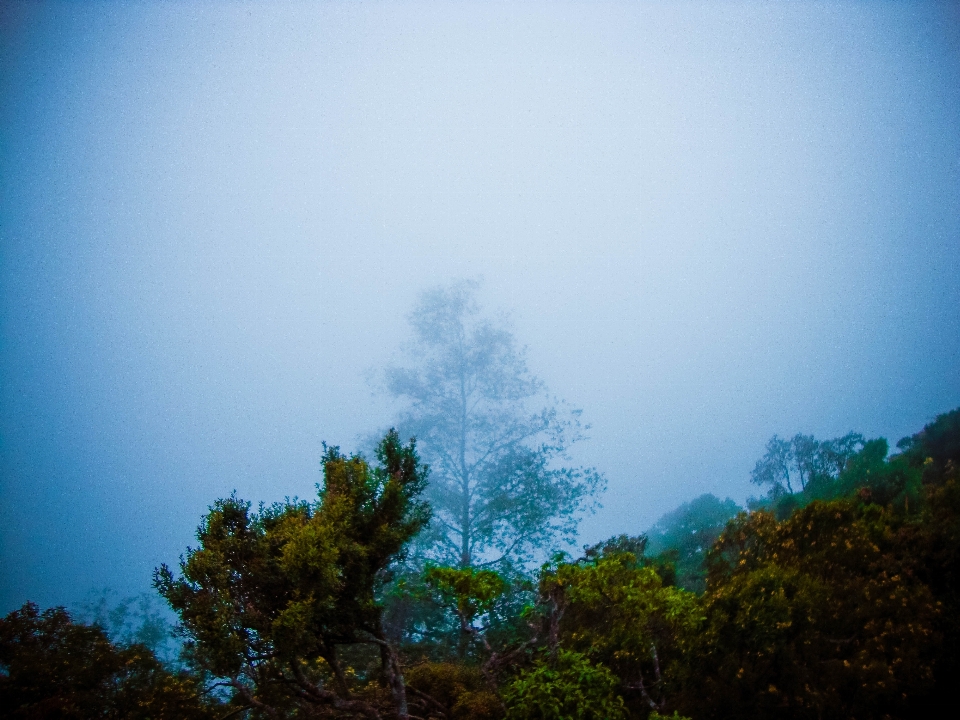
502;650;626;720
541;543;701;715
424;566;508;627
749;428;929;520
897;407;960;485
646;494;741;592
833;437;922;509
383;280;603;568
406;662;503;719
422;565;509;662
0;602;217;719
683;501;940;719
384;563;536;676
892;408;960;712
380;564;455;652
154;430;430;717
674;407;960;718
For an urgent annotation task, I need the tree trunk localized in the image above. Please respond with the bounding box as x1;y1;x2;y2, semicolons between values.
459;362;472;569
321;644;351;698
373;631;409;720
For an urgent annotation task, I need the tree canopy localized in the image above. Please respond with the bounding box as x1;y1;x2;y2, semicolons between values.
154;430;430;719
645;493;742;592
750;432;865;500
8;388;960;720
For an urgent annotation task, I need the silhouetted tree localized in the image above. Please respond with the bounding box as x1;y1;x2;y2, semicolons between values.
750;432;864;506
0;603;217;719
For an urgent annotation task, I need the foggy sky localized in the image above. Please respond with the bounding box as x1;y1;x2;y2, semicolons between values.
2;0;959;612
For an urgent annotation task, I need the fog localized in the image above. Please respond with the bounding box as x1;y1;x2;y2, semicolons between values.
2;1;958;611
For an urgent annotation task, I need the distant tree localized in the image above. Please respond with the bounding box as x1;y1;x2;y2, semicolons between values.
382;280;603;569
646;494;741;592
750;435;794;495
155;431;430;719
75;589;177;665
0;603;217;719
832;437;922;508
750;432;864;499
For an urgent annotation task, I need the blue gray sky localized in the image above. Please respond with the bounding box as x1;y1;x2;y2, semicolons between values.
2;1;959;611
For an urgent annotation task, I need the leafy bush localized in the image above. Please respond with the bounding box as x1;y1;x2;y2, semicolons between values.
503;650;626;720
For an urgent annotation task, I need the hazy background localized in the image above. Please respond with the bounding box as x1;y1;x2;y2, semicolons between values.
2;0;959;611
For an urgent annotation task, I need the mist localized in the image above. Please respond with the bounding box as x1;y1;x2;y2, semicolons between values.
2;0;958;612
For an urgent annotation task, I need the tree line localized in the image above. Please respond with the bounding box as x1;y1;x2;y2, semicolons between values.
3;282;959;719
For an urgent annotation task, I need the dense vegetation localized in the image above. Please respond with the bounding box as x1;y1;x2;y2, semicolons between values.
3;407;958;718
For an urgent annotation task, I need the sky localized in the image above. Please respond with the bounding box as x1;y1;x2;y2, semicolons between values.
2;0;959;612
